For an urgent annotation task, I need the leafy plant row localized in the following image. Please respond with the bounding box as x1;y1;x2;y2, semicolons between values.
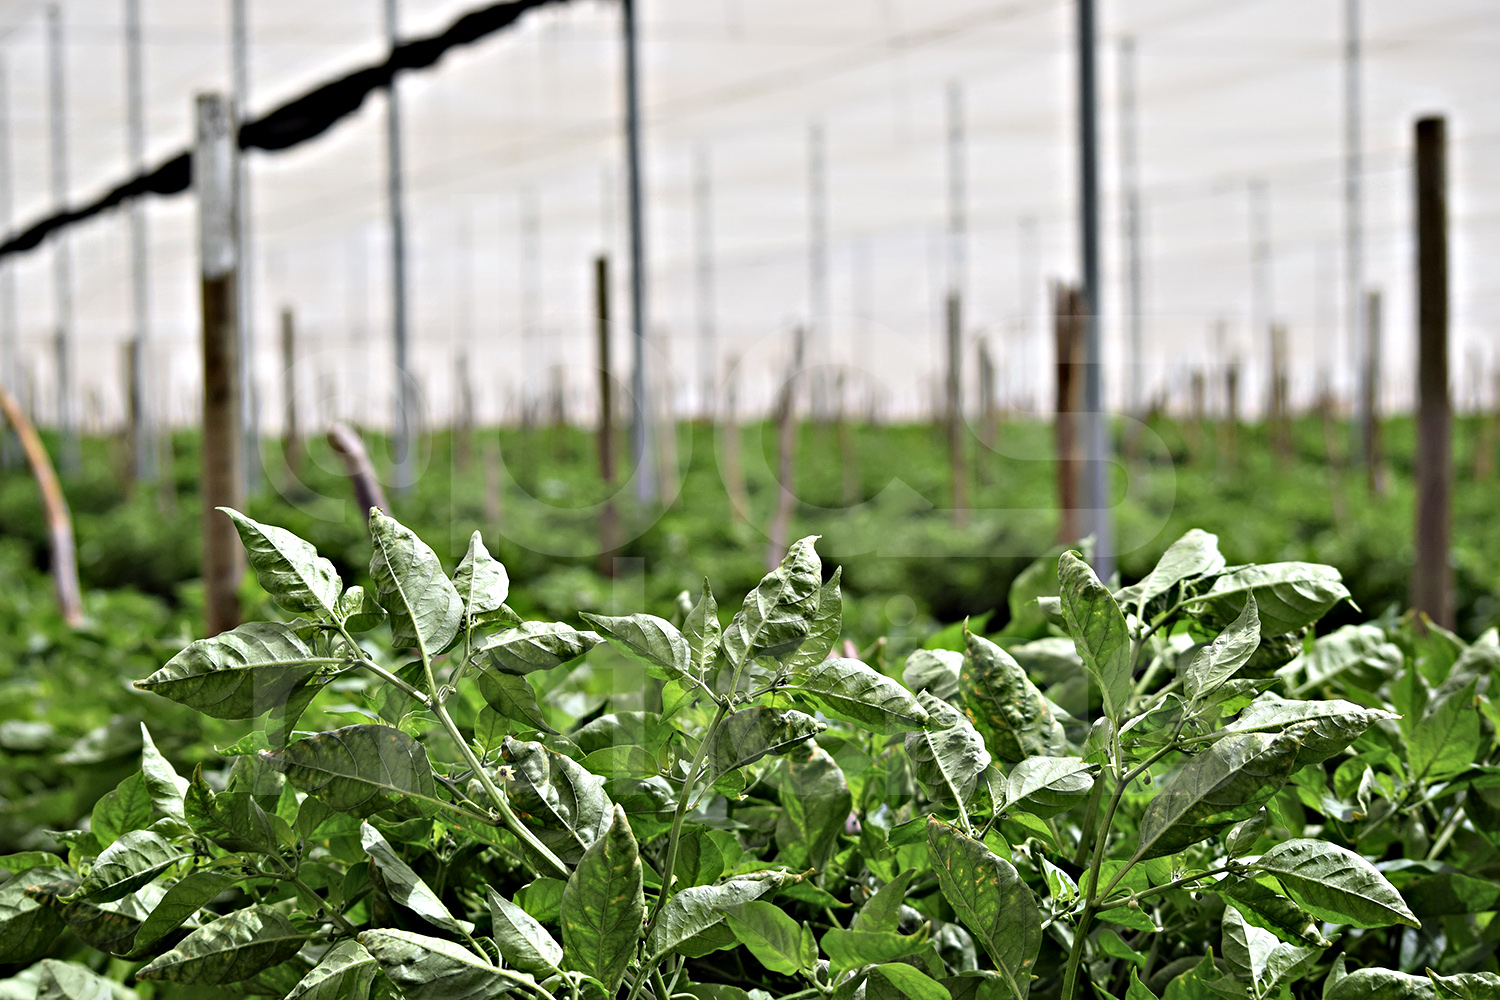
1;510;1497;1000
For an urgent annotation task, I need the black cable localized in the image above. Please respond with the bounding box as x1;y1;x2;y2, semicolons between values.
0;0;571;261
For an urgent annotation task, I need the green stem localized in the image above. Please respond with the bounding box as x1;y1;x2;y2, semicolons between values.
1062;730;1128;1000
1100;865;1237;909
648;701;731;931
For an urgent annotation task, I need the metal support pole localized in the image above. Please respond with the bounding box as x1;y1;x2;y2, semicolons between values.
622;0;655;502
0;57;16;468
693;142;715;420
46;4;77;474
807;120;828;416
1412;117;1451;629
1119;37;1143;419
231;0;261;492
195;93;244;636
945;81;968;523
1345;0;1367;463
1076;0;1112;576
1249;179;1273;418
384;0;413;491
124;0;156;481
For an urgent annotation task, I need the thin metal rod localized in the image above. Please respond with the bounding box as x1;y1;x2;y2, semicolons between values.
1077;0;1112;576
622;0;655;502
1249;178;1273;418
124;0;155;481
1118;37;1142;418
808;120;827;410
385;0;413;491
1344;0;1366;462
0;56;16;468
693;142;714;420
46;4;76;474
945;81;967;524
231;0;260;491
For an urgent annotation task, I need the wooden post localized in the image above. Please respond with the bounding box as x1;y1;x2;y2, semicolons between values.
977;337;997;451
0;381;82;626
1412;116;1452;629
1188;369;1205;458
454;350;473;472
1363;289;1386;493
945;291;968;525
280;306;299;476
328;421;390;524
196;93;244;637
767;328;805;569
1221;358;1239;467
723;358;748;521
1270;321;1291;460
1054;283;1084;544
595;254;619;575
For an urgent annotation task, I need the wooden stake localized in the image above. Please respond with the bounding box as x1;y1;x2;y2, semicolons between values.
1412;116;1452;629
1270;321;1291;460
1053;283;1084;544
280;306;299;476
0;381;82;626
328;421;390;525
767;328;805;569
723;358;748;521
196;93;244;637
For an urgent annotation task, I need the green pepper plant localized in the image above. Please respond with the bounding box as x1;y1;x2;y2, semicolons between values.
0;513;1496;1000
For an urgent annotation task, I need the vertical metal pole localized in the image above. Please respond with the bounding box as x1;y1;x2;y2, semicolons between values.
622;0;654;502
0;57;16;468
196;92;244;636
1018;215;1038;410
807;120;827;412
693;142;715;420
46;4;77;474
1249;179;1273;418
384;0;413;491
1344;0;1367;462
945;81;967;523
1076;0;1112;576
1119;37;1142;419
1412;116;1451;629
231;0;260;491
124;0;155;481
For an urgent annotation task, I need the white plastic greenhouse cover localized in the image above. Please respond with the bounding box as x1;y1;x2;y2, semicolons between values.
0;0;1495;432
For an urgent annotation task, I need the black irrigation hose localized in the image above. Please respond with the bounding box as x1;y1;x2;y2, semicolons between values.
0;0;571;261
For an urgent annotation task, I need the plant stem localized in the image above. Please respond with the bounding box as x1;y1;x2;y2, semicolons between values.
1062;730;1129;1000
648;700;730;932
1101;865;1238;909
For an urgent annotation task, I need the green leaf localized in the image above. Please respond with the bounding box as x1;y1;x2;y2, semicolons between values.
361;822;467;936
672;826;726;889
517;877;566;924
92;771;152;848
286;939;379;1000
260;724;441;818
1183;595;1261;702
1325;969;1436;1000
1280;624;1403;694
726;900;817;975
1059;551;1133;721
336;585;387;632
1215;876;1330;947
927;817;1040;999
1135;730;1305;860
474;621;602;675
1252;839;1419;929
854;869;918;934
136;904;304;985
0;851;60;873
77;830;188;903
561;805;644;993
774;740;852;870
1004;756;1099;818
580;612;691;681
872;964;954;1000
1427;972;1500;1000
906;693;991;809
786;568;844;671
1409;681;1481;783
487;887;563;974
369;509;463;655
499;737;613;864
359;929;510;1000
1221;904;1321;992
184;767;283;854
903;649;964;701
823;925;928;969
32;958;122;1000
132;870;236;953
1198;563;1350;636
478;671;554;733
646;871;787;959
723;535;823;667
960;631;1065;762
1126;529;1227;609
783;657;931;734
222;507;342;618
1097;928;1147;967
0;867;69;963
453;530;509;619
134;621;322;720
138;724;189;821
708;707;825;777
684;579;722;677
1223;694;1398;768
